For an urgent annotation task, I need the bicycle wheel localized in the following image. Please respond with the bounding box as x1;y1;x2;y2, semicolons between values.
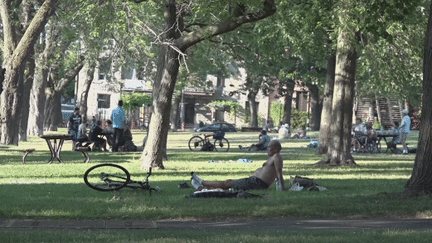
188;136;205;151
214;138;230;152
376;140;381;153
84;163;130;191
351;139;360;153
366;142;376;153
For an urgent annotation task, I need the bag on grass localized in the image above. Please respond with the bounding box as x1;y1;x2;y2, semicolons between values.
289;175;317;189
201;141;214;151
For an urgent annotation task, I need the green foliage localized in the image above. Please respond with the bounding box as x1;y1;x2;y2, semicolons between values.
270;101;284;126
206;100;241;117
291;108;308;129
62;81;75;102
121;93;152;112
373;120;382;130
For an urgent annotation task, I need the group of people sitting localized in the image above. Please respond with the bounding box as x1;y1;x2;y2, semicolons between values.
74;119;136;152
352;109;411;154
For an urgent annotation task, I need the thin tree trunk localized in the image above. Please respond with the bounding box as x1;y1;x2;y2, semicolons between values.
318;54;336;154
282;79;295;127
403;0;432;196
79;62;96;122
19;0;36;142
44;56;85;130
308;84;321;131
20;54;35;141
248;92;258;127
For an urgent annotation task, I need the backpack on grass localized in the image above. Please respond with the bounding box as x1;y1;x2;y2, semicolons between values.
201;141;214;151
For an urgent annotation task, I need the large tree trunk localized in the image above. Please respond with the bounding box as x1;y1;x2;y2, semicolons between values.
315;2;357;166
28;58;49;136
79;62;96;122
141;0;276;169
142;45;179;169
318;54;336;154
0;0;58;145
403;1;432;196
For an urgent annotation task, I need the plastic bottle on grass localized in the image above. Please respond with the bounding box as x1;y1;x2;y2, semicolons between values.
275;179;282;191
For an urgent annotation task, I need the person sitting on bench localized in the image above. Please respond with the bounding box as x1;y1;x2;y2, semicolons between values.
89;120;108;152
193;140;286;191
76;119;90;148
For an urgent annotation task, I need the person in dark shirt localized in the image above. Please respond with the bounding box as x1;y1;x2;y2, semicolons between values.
89;120;108;152
68;107;81;150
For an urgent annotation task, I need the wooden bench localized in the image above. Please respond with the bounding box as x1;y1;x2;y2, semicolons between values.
22;148;35;164
75;141;93;163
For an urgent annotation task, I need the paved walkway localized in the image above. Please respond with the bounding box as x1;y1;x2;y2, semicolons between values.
1;218;432;231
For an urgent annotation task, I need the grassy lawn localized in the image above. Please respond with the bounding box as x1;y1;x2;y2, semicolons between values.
1;129;431;242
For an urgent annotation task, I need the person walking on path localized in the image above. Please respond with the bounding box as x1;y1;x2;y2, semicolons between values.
399;109;411;154
192;140;286;191
111;100;126;152
68;107;82;151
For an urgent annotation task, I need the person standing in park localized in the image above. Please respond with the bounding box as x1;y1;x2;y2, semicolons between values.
68;107;82;151
399;109;411;154
111;100;126;152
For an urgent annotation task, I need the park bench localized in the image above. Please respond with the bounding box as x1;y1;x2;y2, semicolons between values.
75;141;93;163
22;148;35;164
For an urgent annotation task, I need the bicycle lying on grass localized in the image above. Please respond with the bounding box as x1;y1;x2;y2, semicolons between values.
188;131;230;152
84;163;158;195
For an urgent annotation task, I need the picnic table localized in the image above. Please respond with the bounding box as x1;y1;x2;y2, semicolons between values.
376;132;398;153
39;134;72;163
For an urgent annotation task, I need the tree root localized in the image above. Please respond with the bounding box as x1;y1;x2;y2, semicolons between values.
313;158;357;167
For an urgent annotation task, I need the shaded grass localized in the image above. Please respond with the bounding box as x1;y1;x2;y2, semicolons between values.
1;229;432;243
0;129;430;221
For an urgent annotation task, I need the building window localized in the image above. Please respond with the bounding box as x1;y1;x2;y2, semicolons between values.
98;73;105;80
98;58;111;81
97;94;111;108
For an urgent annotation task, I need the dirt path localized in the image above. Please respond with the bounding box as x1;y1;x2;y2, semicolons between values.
1;218;432;231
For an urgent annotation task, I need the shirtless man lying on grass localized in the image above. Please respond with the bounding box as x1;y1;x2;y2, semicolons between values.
191;140;286;191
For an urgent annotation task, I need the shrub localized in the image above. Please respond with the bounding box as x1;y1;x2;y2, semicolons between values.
291;108;308;129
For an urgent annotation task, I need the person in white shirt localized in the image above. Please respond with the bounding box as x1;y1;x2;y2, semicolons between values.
399;109;411;154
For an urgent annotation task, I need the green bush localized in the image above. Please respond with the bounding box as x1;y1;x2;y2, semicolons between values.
270;101;284;126
291;108;308;129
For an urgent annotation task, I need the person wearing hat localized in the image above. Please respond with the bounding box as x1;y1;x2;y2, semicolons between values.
68;107;82;150
399;109;411;154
